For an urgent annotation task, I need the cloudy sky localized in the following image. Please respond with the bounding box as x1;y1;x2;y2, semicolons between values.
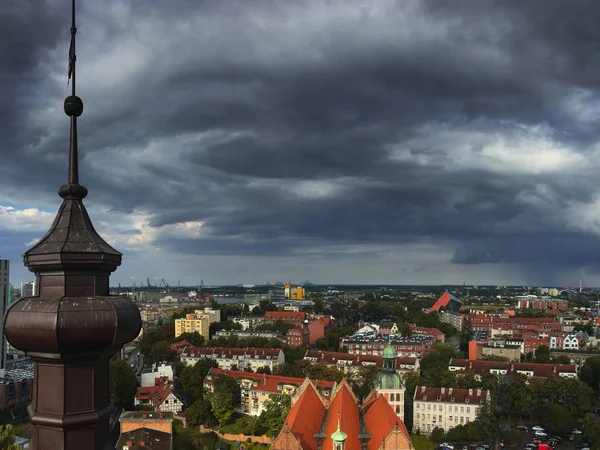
3;0;600;287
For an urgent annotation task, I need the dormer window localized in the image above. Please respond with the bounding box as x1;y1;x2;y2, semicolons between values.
465;398;470;404
451;397;455;402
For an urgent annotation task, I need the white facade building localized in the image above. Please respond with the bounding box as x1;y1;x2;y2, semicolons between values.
180;346;284;372
413;386;490;435
231;316;264;330
141;362;175;387
20;281;36;298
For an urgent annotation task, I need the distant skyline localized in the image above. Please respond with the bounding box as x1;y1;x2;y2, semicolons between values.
3;1;600;287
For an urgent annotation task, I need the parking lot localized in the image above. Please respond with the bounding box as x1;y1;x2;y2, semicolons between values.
515;430;579;450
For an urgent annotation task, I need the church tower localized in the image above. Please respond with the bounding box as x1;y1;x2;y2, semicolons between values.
331;413;347;450
376;336;406;421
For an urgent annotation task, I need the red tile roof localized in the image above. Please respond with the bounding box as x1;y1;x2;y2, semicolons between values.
284;381;327;450
203;368;336;395
136;378;179;409
322;381;362;450
363;392;410;450
449;358;577;377
264;311;307;322
409;324;444;338
169;340;190;355
414;386;488;404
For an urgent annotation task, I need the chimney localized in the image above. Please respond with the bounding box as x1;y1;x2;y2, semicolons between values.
476;389;481;396
126;442;133;447
441;387;445;394
468;389;473;396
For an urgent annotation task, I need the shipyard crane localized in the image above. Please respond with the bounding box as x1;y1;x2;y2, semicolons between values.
160;278;171;294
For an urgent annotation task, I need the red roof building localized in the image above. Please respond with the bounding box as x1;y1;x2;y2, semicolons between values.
272;380;414;450
304;350;419;374
135;378;184;414
264;311;307;324
308;317;337;344
428;291;463;313
203;368;336;416
409;324;445;342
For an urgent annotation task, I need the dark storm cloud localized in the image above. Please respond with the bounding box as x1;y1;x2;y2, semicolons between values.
4;0;600;284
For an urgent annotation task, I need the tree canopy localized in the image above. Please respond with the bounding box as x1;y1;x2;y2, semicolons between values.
109;358;138;411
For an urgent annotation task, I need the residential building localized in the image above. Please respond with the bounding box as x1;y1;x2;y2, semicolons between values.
179;346;284;372
0;357;34;409
196;307;221;324
20;281;36;298
439;311;466;331
203;368;336;416
141;362;175;387
304;350;420;375
466;316;563;338
550;333;585;351
409;324;445;343
0;260;9;377
135;377;183;414
341;334;436;358
379;320;399;335
7;283;14;306
272;379;414;450
140;307;160;323
413;386;490;434
174;313;210;341
375;339;406;421
480;342;521;362
308;317;337;344
448;358;577;379
231;315;264;330
264;311;307;324
287;324;310;348
427;291;464;314
214;330;284;341
549;349;600;368
117;411;173;450
515;295;568;312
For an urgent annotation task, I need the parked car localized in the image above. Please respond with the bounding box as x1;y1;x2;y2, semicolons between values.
440;443;454;450
576;444;590;450
572;429;583;435
535;431;548;438
516;425;529;432
532;426;545;432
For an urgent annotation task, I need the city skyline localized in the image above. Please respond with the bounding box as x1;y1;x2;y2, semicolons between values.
3;1;600;286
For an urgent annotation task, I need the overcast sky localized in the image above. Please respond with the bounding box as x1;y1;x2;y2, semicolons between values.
3;0;600;287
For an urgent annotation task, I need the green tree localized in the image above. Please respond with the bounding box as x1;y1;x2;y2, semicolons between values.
0;424;20;450
232;416;260;435
420;343;457;386
534;345;551;364
146;341;176;366
185;398;215;428
210;375;240;426
179;359;219;404
580;356;600;395
260;394;291;437
109;358;138;410
430;426;445;444
544;405;576;436
582;413;600;449
351;365;380;399
173;332;205;347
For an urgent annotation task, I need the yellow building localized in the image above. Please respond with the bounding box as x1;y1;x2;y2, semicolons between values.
174;314;210;341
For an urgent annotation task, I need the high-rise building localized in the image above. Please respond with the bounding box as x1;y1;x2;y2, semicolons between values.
21;281;36;297
0;259;10;376
7;283;14;305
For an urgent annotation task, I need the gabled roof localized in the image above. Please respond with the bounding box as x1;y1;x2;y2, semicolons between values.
116;427;172;450
448;358;577;377
363;392;410;450
284;380;327;450
136;379;180;408
414;386;488;404
322;380;362;450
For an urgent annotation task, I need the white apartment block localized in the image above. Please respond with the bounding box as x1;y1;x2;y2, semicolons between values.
179;346;284;372
413;386;490;435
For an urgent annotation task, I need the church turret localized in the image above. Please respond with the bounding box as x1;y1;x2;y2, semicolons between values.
376;334;406;421
331;413;347;450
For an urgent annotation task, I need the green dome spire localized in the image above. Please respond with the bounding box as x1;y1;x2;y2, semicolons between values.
331;413;347;443
382;334;397;359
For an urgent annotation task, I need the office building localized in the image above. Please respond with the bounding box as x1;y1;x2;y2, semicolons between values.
20;281;36;298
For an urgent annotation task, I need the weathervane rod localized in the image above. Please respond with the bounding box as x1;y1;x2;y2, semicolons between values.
66;0;81;186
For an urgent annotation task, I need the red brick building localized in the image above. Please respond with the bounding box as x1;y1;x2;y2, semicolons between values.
287;325;310;348
308;317;336;344
264;311;307;324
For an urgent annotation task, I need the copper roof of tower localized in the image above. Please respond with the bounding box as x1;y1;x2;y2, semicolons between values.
22;0;121;276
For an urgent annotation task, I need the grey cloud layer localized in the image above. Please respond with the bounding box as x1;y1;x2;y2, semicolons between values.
2;0;600;284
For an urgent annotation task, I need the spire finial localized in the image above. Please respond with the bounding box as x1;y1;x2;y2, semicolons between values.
61;0;86;199
337;411;341;430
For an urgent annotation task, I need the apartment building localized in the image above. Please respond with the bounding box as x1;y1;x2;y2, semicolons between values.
263;311;307;324
140;307;160;323
413;386;490;435
203;368;336;416
231;315;264;330
286;325;310;348
550;333;586;351
214;330;284;341
304;350;419;375
0;358;34;409
174;313;210;341
409;324;445;343
341;334;436;358
439;311;466;332
448;358;577;379
515;295;568;312
179;346;284;372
